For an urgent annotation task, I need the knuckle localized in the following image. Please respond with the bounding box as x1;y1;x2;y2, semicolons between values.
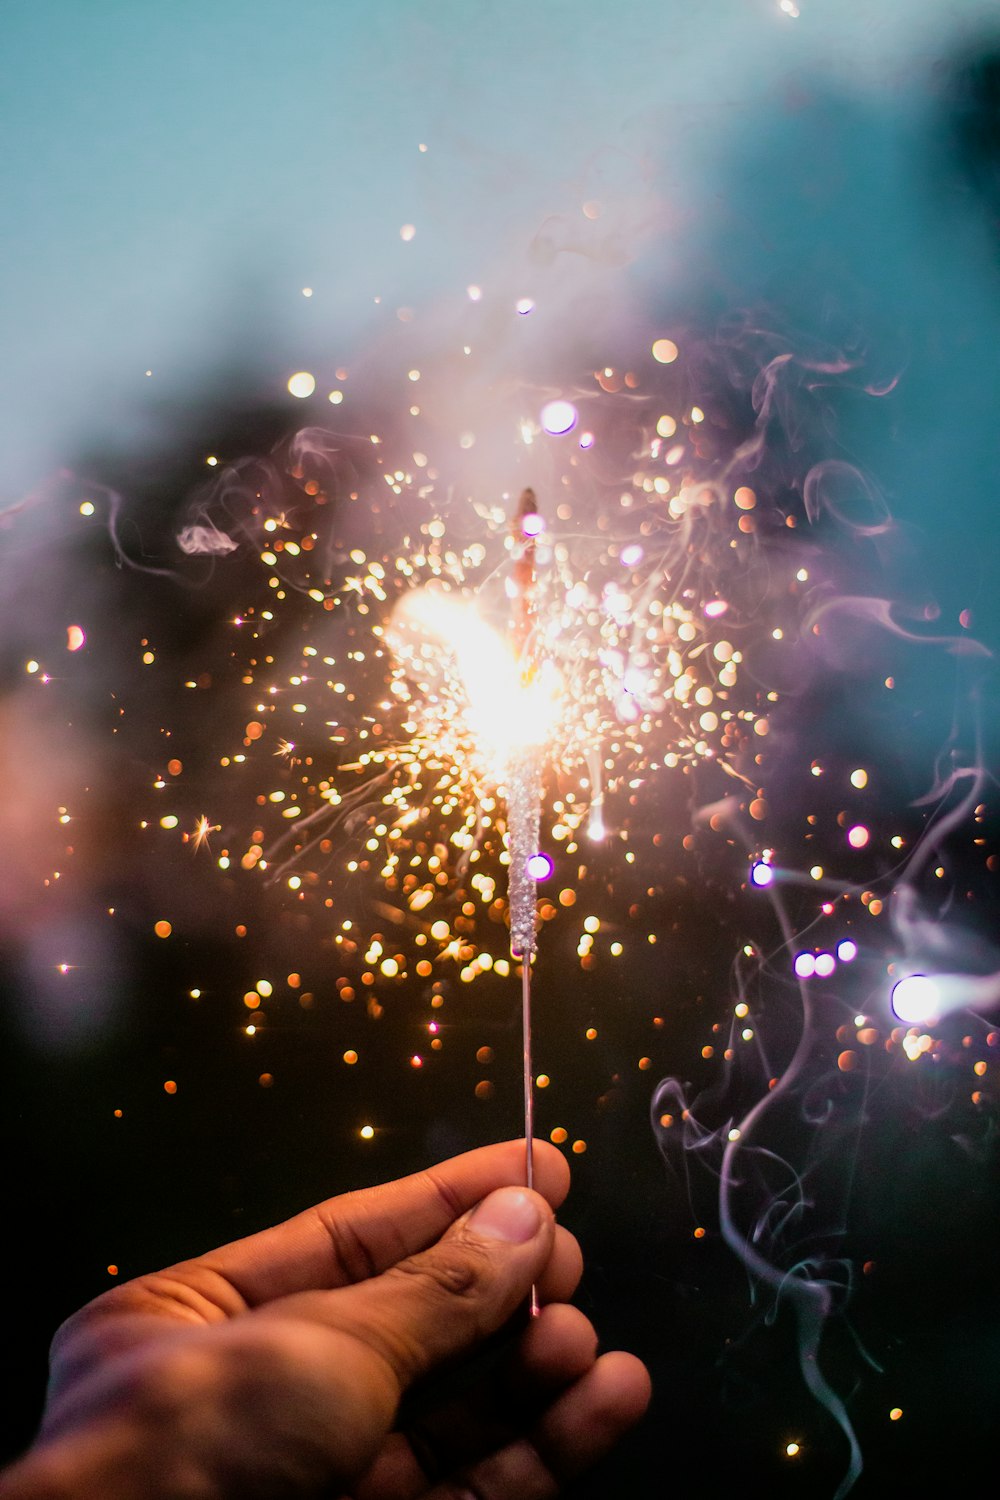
316;1204;382;1284
391;1238;492;1304
420;1166;468;1225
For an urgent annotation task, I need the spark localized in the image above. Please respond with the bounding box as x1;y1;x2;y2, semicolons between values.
192;815;220;852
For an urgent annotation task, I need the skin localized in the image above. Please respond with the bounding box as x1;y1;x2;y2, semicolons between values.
1;1140;651;1498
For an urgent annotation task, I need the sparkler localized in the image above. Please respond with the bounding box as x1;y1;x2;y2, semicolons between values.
386;489;560;1313
506;488;547;1307
374;486;562;1312
506;489;545;1216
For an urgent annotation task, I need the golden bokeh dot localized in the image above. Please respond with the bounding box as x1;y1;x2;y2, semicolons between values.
476;1046;494;1064
638;1056;652;1070
693;1226;706;1239
287;371;316;398
550;1127;568;1145
343;1050;358;1065
536;1074;550;1088
154;920;172;939
243;992;261;1010
258;1073;273;1088
837;1050;857;1072
889;1407;903;1422
163;1080;177;1095
651;338;678;364
359;1125;375;1140
107;1265;118;1277
113;1108;123;1119
571;1139;587;1155
474;1080;494;1100
167;758;183;776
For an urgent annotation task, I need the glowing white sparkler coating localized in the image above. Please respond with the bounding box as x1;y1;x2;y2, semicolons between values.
507;751;543;958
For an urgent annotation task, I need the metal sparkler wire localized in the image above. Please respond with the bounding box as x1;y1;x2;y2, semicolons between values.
521;956;540;1318
510;487;543;1317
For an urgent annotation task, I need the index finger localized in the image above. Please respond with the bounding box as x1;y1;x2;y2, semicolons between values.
196;1139;570;1308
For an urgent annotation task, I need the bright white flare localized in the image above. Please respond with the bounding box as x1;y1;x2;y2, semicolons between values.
890;974;941;1026
388;591;562;770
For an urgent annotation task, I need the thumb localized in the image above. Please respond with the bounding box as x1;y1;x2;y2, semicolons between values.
317;1185;553;1396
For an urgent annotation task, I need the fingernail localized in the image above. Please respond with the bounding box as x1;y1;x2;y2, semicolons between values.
468;1187;542;1244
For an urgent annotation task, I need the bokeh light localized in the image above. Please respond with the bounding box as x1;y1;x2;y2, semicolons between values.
286;371;316;398
540;399;578;435
890;974;941;1026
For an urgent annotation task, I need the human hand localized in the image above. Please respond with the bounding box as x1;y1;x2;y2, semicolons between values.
2;1140;650;1498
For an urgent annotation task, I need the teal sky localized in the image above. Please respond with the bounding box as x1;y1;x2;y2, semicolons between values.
1;0;998;498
